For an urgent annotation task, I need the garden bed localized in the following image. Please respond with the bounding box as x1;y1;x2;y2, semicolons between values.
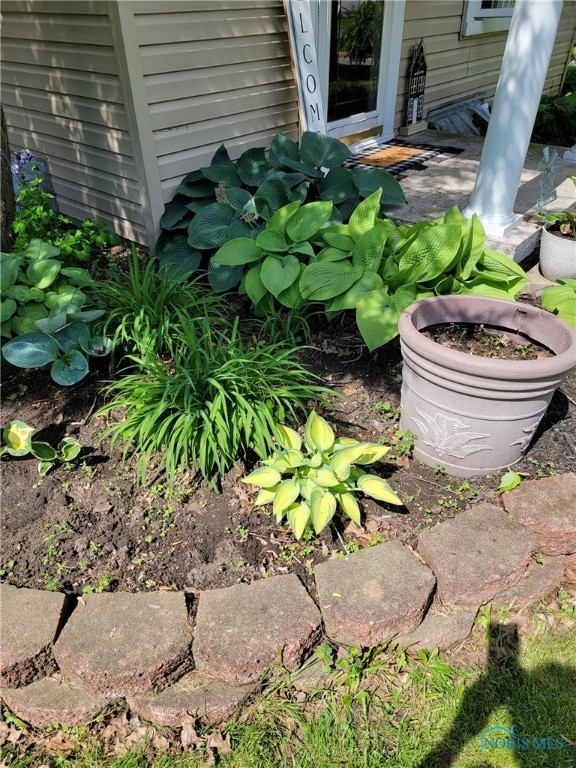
2;291;575;599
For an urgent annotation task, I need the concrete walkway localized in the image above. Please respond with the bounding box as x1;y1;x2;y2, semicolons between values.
1;473;574;730
379;129;576;262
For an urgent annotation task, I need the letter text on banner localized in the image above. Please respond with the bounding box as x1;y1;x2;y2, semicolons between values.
284;0;327;133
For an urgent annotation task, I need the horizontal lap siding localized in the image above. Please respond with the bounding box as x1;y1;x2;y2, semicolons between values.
0;2;146;242
395;0;576;130
130;1;298;202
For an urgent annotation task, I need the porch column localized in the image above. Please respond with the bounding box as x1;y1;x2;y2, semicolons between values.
463;0;564;236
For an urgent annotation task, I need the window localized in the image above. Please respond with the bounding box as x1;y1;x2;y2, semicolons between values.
461;0;515;37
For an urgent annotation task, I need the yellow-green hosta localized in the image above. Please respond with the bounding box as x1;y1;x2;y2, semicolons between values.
242;410;402;539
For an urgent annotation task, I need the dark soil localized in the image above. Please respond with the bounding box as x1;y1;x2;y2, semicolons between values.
2;293;575;598
422;323;553;360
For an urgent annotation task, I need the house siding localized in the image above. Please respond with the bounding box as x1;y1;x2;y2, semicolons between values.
128;0;299;203
0;0;147;243
394;0;576;130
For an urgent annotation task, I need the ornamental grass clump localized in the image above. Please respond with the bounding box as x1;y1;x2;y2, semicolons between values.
97;310;332;487
242;410;402;539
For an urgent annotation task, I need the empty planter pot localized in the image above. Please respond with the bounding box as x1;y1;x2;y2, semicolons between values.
398;295;576;477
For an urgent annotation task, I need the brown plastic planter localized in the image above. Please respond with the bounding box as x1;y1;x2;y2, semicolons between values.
398;295;576;477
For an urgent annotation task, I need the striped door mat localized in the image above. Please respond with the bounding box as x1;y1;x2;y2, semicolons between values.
345;139;464;178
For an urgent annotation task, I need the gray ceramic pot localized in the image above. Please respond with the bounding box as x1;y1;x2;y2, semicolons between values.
398;295;576;477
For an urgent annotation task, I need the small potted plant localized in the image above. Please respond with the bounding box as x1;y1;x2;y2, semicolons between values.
538;173;576;281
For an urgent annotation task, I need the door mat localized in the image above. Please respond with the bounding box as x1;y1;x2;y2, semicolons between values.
345;139;464;178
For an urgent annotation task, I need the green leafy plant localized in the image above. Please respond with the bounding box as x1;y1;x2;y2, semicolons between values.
11;150;121;258
537;174;576;239
1;419;81;475
96;311;331;486
242;410;402;539
541;278;576;327
156;131;406;285
532;91;576;147
213;195;529;350
2;304;111;385
1;239;95;338
99;248;227;356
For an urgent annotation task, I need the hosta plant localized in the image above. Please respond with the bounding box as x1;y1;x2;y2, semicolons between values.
2;304;111;385
541;278;576;327
213;195;529;350
242;410;402;539
1;419;81;475
1;239;94;338
155;131;405;286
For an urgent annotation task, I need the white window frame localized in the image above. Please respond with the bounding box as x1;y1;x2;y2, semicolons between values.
461;0;515;37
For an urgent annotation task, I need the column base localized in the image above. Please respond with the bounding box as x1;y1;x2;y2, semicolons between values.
462;207;523;237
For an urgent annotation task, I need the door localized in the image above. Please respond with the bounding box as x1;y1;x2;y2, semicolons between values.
312;0;405;141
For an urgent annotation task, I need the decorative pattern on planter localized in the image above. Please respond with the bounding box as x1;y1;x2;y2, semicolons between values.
410;408;492;459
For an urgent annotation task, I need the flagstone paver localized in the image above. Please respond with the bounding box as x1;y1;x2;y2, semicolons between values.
502;473;576;555
53;592;192;695
127;671;256;726
193;574;321;685
1;674;112;729
417;504;533;605
314;541;436;647
395;606;478;651
0;584;67;688
493;554;565;610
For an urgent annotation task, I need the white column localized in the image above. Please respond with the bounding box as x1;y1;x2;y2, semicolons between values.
463;0;564;236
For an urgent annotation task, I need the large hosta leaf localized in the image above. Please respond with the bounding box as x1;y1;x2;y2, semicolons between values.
268;200;302;233
260;254;301;297
200;163;241;187
51;350;89;386
356;289;399;351
157;237;201;282
269;133;300;168
299;261;361;301
243;264;267;306
253;179;293;221
26;259;61;290
317;167;355;203
236;147;271;186
159;197;193;230
327;271;384;312
352;226;388;271
310;488;336;534
353;167;406;204
213;237;263;266
187;203;236;249
0;253;22;292
207;261;244;292
300;131;351;169
458;214;487;280
398;223;463;282
23;239;60;261
348;189;382;242
286;201;333;242
2;331;59;368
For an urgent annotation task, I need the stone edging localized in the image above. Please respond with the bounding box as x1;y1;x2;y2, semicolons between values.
1;474;574;729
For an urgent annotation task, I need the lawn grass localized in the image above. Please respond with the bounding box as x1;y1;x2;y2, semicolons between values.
2;596;575;768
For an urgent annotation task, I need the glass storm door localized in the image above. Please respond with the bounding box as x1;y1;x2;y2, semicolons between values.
314;0;387;138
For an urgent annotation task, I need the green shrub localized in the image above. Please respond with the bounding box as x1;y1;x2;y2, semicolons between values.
155;131;406;287
1;239;95;338
242;411;402;539
212;194;529;350
11;150;121;259
96;310;332;486
532;91;576;147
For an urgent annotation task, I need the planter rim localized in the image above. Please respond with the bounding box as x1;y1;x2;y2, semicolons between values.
398;295;576;380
